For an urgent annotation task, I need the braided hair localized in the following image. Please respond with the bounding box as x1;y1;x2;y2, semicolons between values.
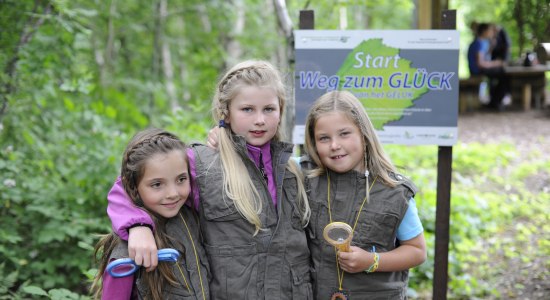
91;128;187;300
212;60;286;141
209;60;310;234
120;128;186;207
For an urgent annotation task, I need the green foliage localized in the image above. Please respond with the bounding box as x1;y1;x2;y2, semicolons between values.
386;141;550;298
288;0;415;30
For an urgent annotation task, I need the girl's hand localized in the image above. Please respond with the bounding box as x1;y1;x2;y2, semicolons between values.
206;127;220;149
128;226;158;272
337;246;373;273
339;234;427;273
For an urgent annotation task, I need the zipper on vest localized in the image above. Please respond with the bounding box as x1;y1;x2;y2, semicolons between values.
259;152;268;183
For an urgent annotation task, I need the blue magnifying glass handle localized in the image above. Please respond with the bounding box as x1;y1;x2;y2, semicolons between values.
158;248;180;262
106;258;138;278
106;248;180;278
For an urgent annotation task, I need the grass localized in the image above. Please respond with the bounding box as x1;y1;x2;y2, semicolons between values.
385;140;550;298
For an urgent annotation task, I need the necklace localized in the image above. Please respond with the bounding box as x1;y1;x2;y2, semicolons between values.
174;212;207;300
326;172;377;299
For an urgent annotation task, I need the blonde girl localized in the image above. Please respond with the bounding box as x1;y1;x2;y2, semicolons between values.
303;91;426;299
106;60;313;299
92;128;209;300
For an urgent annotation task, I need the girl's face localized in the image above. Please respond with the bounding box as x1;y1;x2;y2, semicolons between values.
137;150;190;218
227;86;280;146
314;111;365;174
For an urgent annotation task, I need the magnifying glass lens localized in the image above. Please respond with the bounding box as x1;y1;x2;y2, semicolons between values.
327;227;351;242
323;222;353;252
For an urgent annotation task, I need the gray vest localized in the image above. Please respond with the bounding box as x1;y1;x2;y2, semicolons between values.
192;138;312;300
110;207;210;300
303;160;416;299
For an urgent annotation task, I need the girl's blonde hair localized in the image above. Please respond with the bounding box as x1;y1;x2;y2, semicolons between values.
91;128;187;300
212;60;309;234
304;90;399;188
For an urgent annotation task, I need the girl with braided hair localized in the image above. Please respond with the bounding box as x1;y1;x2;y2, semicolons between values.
302;91;426;299
106;60;313;299
91;128;209;300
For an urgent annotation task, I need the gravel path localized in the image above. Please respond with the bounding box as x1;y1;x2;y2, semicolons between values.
458;109;550;193
458;109;550;154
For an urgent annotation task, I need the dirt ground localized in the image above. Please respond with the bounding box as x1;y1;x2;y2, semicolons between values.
457;108;550;299
458;108;550;193
458;108;550;156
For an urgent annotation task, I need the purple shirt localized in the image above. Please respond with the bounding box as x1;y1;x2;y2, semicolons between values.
101;265;135;299
107;143;277;238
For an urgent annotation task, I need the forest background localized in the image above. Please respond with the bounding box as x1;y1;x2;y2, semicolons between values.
1;0;549;299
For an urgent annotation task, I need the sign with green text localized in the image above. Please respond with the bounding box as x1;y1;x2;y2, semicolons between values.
294;30;459;146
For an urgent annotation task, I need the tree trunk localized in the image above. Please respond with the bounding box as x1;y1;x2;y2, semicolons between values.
1;1;52;121
197;3;212;33
514;0;525;55
159;0;178;110
272;0;294;142
102;0;117;87
225;0;245;68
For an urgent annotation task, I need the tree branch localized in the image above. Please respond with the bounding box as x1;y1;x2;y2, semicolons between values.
272;0;293;39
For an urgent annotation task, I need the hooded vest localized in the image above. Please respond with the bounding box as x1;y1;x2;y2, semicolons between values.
303;160;417;299
191;137;312;300
110;206;210;300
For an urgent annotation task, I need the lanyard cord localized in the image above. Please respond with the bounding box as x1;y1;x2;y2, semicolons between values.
327;172;377;291
174;212;207;300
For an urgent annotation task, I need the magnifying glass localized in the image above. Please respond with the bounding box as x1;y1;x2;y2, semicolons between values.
106;248;180;278
323;222;353;252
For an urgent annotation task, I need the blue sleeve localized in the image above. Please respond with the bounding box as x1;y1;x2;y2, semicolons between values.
291;156;301;169
396;198;424;241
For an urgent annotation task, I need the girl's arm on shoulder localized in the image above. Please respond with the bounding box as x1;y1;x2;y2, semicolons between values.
107;177;154;239
107;177;158;269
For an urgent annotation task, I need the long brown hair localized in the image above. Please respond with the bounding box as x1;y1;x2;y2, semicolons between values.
91;128;187;299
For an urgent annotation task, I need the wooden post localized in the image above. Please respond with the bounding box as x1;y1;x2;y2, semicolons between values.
297;11;314;155
433;9;455;300
417;0;432;29
299;10;314;30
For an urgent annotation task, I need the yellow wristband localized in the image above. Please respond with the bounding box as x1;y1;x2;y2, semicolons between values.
364;252;379;273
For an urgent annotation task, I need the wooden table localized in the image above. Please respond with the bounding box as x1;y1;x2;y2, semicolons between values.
504;65;550;111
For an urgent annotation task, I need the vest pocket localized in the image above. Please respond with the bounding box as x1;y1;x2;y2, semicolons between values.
355;211;400;249
205;243;258;299
202;202;241;222
290;259;313;299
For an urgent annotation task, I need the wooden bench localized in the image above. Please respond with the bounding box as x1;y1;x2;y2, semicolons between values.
459;76;485;113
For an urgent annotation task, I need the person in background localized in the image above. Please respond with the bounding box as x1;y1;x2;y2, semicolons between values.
490;24;511;63
105;60;313;299
468;22;511;110
91;128;209;300
302;90;426;299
